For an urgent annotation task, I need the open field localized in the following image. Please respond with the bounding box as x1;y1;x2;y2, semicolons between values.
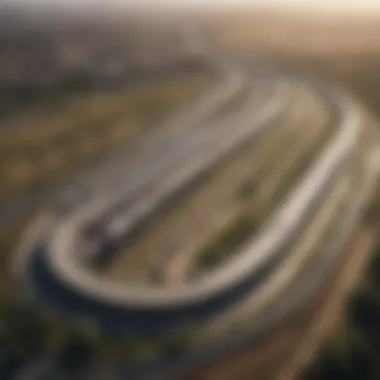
0;73;215;207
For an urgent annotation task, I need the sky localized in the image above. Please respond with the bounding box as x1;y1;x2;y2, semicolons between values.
3;0;380;15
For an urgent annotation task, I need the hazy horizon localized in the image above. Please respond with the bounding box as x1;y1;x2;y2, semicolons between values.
3;0;380;17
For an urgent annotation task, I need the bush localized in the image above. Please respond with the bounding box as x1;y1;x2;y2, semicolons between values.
56;330;93;375
346;287;380;348
0;304;51;358
300;343;351;380
302;332;379;380
340;331;378;380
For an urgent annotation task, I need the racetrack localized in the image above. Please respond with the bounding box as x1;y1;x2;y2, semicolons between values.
15;59;380;379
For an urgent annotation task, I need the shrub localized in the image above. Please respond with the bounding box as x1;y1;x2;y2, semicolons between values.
300;343;351;380
346;287;380;352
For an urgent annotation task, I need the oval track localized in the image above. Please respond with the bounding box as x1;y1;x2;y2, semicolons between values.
16;62;380;378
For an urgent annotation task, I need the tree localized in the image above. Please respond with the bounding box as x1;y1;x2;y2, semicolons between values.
346;287;380;351
1;304;51;358
339;331;379;380
300;344;351;380
56;328;94;375
160;331;188;360
302;332;380;380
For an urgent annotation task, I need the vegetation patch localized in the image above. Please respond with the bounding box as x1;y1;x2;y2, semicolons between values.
195;214;257;272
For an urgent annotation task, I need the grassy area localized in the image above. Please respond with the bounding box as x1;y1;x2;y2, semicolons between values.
0;73;215;205
196;214;257;272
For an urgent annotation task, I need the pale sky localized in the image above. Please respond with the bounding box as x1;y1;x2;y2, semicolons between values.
4;0;380;15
